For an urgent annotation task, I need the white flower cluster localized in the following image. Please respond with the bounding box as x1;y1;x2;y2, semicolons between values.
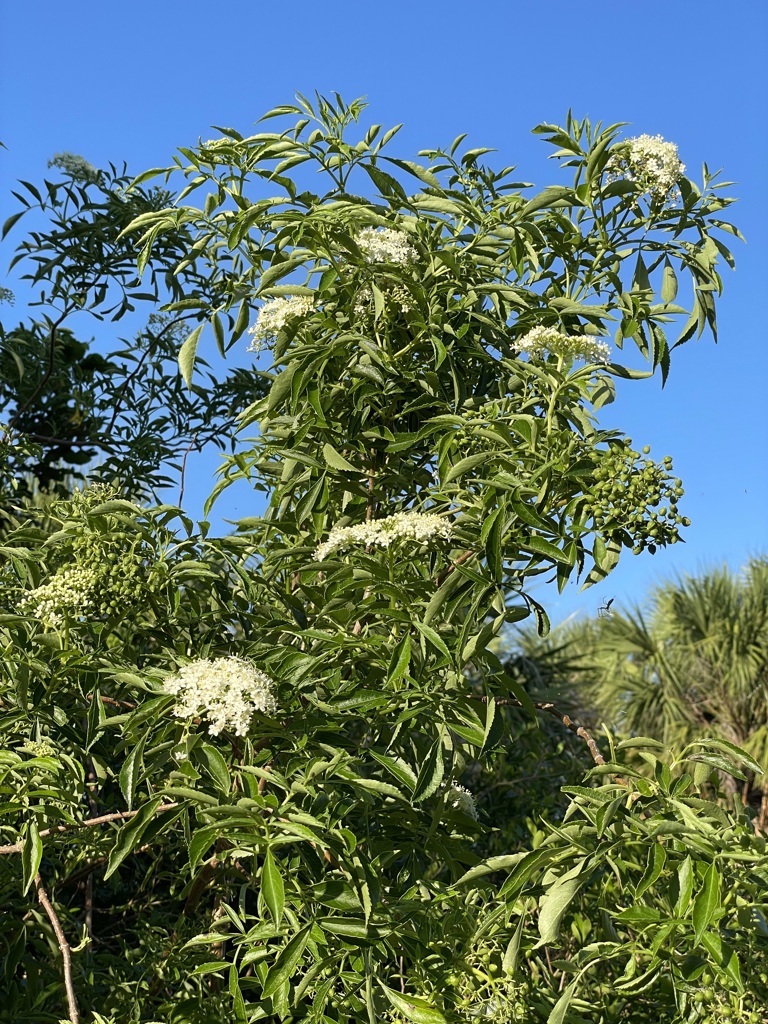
164;656;277;737
314;511;453;561
247;295;315;353
355;227;417;266
445;783;478;820
516;326;611;364
20;565;99;628
48;152;100;184
607;134;685;202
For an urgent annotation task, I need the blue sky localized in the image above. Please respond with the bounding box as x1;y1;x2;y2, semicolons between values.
1;0;766;627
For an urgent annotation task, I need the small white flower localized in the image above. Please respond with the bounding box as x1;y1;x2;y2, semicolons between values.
606;134;685;203
247;295;315;353
164;656;277;737
48;152;100;184
515;326;610;364
21;565;100;628
314;511;453;561
355;227;417;266
445;783;478;820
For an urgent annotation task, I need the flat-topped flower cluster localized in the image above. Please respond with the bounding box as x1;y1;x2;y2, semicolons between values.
164;656;277;736
20;565;100;628
355;226;417;266
607;134;685;203
515;326;611;364
315;510;453;561
247;295;315;353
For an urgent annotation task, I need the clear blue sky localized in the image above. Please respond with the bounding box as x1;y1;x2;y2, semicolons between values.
1;0;766;626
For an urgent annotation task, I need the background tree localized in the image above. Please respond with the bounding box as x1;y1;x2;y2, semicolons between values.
0;155;268;509
572;558;768;825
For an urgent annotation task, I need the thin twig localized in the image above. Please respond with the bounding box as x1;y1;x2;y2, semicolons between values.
473;695;606;767
434;549;475;588
35;870;80;1024
0;803;179;856
8;311;69;430
178;431;200;507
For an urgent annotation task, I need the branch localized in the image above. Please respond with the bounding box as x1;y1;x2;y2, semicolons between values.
7;311;69;430
35;870;80;1024
434;549;475;588
474;695;606;767
0;803;179;856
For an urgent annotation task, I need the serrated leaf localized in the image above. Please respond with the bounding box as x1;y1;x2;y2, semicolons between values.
538;859;588;943
104;797;164;880
261;927;311;998
198;743;230;794
412;735;444;804
262;848;285;925
675;856;694;918
635;842;666;900
387;633;411;685
693;862;720;944
322;442;357;472
379;981;447;1024
119;735;146;810
22;820;42;896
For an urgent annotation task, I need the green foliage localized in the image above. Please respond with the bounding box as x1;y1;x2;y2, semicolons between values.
0;94;759;1024
0;159;269;505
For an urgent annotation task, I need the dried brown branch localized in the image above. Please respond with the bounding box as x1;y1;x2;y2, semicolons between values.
0;803;179;856
35;870;80;1024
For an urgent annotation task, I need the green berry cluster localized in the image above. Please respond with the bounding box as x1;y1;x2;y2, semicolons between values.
71;531;157;618
590;442;689;554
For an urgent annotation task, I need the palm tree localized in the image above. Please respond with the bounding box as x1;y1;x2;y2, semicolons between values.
577;559;768;825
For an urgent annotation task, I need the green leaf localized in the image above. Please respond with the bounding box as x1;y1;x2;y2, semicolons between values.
412;734;445;804
379;981;447;1024
198;743;230;794
661;259;678;302
22;820;42;896
104;797;164;880
322;442;357;472
538;859;588;943
178;324;204;387
229;963;248;1023
444;453;493;484
261;927;311;999
524;536;572;565
2;210;26;239
693;862;720;945
687;738;763;778
412;620;452;660
547;981;576;1024
387;633;411;685
370;751;417;793
635;842;666;900
119;735;146;810
700;932;743;990
262;848;285;925
675;856;694;918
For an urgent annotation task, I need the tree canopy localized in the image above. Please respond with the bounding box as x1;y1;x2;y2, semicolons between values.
0;94;764;1024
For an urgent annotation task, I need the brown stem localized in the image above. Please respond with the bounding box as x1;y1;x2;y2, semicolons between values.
434;549;474;588
35;871;79;1024
0;804;179;856
473;696;606;768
